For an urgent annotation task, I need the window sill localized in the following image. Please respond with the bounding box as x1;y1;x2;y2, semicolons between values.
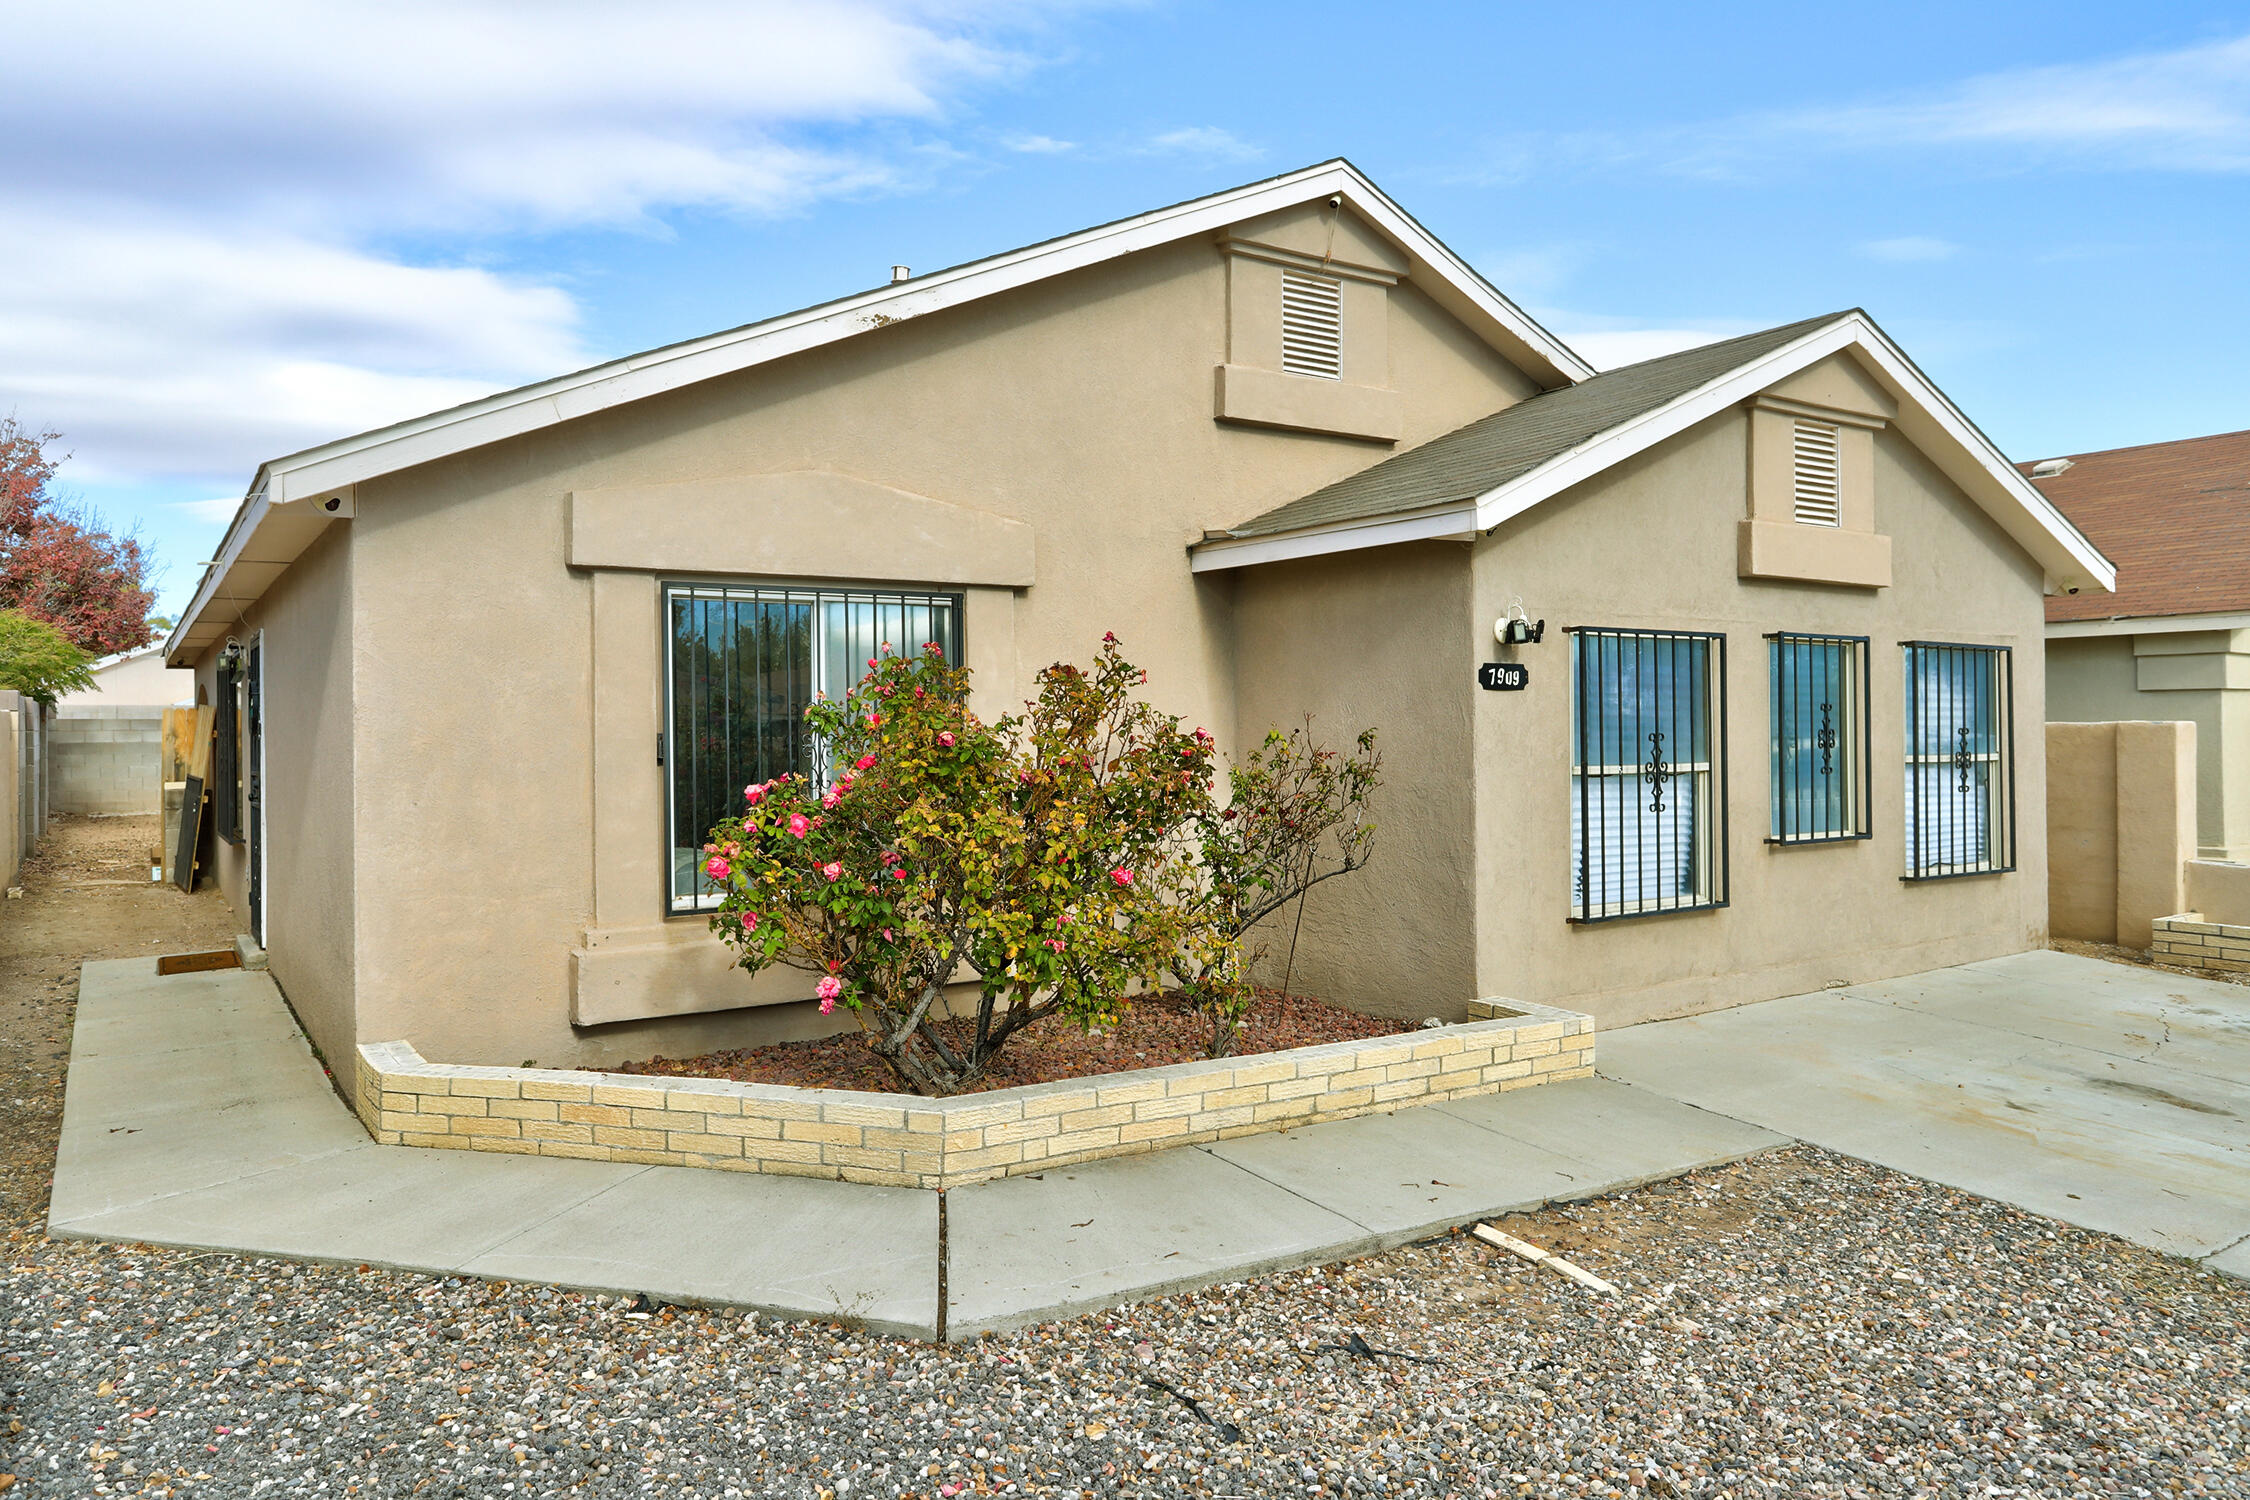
1901;866;2015;883
1765;832;1873;847
1567;899;1729;925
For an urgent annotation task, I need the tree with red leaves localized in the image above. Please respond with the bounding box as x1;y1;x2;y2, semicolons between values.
0;416;156;657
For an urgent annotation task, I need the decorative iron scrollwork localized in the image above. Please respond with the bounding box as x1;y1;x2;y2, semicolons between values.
1643;730;1672;812
1954;726;1974;792
1816;702;1836;776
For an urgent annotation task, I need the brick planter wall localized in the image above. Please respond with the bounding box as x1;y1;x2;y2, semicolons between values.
353;999;1594;1190
2150;913;2250;975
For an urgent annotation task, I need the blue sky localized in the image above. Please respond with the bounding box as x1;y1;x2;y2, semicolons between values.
7;2;2248;618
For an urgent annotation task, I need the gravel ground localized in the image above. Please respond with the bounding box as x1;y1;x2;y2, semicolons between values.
4;820;2248;1498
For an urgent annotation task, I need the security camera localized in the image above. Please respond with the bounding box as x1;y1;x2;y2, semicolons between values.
1326;194;1342;210
2067;586;2080;594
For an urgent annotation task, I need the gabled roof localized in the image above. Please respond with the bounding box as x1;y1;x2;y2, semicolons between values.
2032;428;2250;628
166;160;1592;665
1213;315;1840;543
1191;309;2117;596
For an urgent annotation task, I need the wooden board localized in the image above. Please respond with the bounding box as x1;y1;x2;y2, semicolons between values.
160;706;214;784
172;775;205;893
156;950;240;976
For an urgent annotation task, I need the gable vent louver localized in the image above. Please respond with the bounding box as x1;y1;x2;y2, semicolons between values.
1791;420;1842;527
1280;269;1343;380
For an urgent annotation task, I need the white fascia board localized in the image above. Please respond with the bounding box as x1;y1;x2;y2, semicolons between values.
264;163;1586;503
1464;313;2117;593
164;471;273;666
1188;504;1480;573
2048;610;2250;640
174;161;1590;644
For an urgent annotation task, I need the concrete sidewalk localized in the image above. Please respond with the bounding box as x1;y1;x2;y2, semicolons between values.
50;958;1782;1341
1600;948;2250;1279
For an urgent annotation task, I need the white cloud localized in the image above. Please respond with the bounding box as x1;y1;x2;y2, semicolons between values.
174;498;246;524
1540;311;1762;372
1140;127;1264;162
1464;32;2250;182
0;0;1082;493
1004;134;1079;154
1861;236;1960;262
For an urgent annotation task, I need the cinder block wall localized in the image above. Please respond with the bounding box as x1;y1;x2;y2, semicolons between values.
2046;721;2197;948
51;707;164;817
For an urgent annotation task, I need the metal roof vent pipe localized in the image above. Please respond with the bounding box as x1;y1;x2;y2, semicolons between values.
890;265;911;283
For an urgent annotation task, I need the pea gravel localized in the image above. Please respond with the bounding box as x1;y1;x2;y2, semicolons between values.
4;822;2247;1497
0;1147;2241;1498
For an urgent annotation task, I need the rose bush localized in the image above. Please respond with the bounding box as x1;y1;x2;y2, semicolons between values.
702;635;1219;1096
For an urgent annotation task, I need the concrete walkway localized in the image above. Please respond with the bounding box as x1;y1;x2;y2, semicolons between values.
50;958;1782;1341
1601;949;2250;1280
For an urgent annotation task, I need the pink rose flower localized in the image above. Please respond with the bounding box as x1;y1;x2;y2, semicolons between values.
855;754;877;771
744;783;766;805
788;814;811;839
937;731;955;748
820;787;841;810
820;861;844;882
740;911;759;931
703;856;730;880
1044;938;1065;953
889;867;907;881
816;975;843;1013
866;712;883;728
1109;866;1134;886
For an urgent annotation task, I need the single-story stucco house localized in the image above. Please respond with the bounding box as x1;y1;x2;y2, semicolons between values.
2034;429;2250;863
163;160;2114;1076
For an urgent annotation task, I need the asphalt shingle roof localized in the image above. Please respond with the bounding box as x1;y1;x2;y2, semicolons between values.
2033;429;2250;624
1219;312;1852;540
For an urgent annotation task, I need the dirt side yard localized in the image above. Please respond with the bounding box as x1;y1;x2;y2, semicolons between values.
0;816;2244;1498
0;815;239;1228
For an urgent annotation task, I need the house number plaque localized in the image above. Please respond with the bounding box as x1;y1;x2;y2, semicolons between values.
1477;662;1530;692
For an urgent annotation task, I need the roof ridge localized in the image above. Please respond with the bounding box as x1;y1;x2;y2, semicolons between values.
2026;426;2250;468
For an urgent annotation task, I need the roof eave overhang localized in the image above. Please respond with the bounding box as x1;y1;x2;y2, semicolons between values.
2047;608;2250;639
1191;312;2120;594
1188;503;1482;573
171;159;1593;651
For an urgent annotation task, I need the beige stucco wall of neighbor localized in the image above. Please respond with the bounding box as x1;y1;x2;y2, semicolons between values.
190;524;358;1073
2047;630;2250;863
1227;543;1478;1020
1462;394;2052;1029
58;650;195;709
2046;720;2196;947
340;212;1543;1068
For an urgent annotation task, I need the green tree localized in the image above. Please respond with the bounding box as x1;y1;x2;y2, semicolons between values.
0;608;96;705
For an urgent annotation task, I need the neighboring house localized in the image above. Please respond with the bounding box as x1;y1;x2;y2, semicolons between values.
55;644;195;710
50;644;191;816
162;161;2112;1076
2035;430;2250;863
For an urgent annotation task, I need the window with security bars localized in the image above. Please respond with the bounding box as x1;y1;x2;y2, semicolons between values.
1767;632;1870;844
1902;642;2015;880
1792;419;1842;526
1280;269;1342;379
1569;628;1729;922
664;582;962;913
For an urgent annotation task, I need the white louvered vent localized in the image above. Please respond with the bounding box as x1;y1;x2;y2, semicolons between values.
1792;420;1842;526
1280;270;1343;379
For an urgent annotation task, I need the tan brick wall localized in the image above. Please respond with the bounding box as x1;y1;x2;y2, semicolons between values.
353;999;1595;1189
2149;913;2250;975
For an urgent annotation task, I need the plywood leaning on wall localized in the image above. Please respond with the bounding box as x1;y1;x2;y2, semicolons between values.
160;706;213;888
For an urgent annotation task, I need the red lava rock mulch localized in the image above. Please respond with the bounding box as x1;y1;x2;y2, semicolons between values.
600;988;1411;1095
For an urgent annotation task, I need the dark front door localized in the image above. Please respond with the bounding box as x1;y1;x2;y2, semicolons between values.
246;637;263;945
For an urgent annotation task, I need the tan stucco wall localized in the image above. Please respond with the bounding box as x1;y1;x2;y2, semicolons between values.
191;523;358;1073
1227;543;1478;1019
341;221;1542;1067
2047;720;2196;946
1463;408;2052;1028
2047;630;2250;862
